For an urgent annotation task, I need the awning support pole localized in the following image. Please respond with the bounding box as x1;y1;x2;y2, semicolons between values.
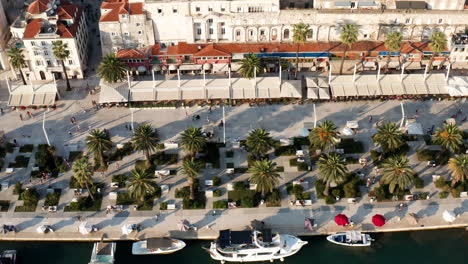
152;70;155;88
5;78;11;94
423;63;429;80
400;63;405;82
400;101;405;129
42;111;51;146
328;64;332;85
352;64;357;82
313;103;317;128
445;63;451;82
376;63;381;82
254;66;257;98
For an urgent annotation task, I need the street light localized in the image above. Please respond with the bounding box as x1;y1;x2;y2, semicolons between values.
43;111;51;145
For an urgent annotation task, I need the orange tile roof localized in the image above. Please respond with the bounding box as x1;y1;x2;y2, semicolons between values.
23;18;43;38
166;42;204;55
116;48;148;59
150;44;161;55
193;44;231;57
100;0;144;22
27;0;50;14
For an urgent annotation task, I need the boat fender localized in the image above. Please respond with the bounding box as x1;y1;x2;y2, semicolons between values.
270;259;274;263
280;257;284;262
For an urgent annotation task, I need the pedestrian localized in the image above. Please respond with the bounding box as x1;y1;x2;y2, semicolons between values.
13;139;17;146
68;131;72;136
209;106;212;113
70;117;75;124
399;203;404;211
19;114;23;121
366;178;371;188
0;108;3;114
101;172;104;177
26;111;31;118
116;162;120;169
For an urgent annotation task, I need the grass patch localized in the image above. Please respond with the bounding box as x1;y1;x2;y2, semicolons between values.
336;138;365;154
289;158;308;171
274;145;297;156
439;191;449;199
15;188;39;212
8;155;30;168
265;189;282;207
175;179;206;209
228;182;260;208
213;200;228;209
108;142;134;162
0;200;10;212
151;151;178;166
416;149;450;165
213;176;222;186
19;144;34;153
201;142;224;169
64;197;103;211
112;174;128;188
44;189;61;206
315;173;364;199
5;142;16;153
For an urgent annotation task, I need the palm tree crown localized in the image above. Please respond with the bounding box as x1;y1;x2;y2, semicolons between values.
384;31;403;52
372;122;404;152
128;169;156;202
72;156;95;200
181;127;206;157
433;123;463;153
429;32;448;54
248;160;281;197
246;128;275;158
448;154;468;187
309;120;339;151
292;22;311;78
7;46;27;85
132;124;159;167
52;40;71;90
381;156;414;193
317;153;348;196
239;54;262;79
97;54;127;83
86;129;112;167
182;158;203;200
339;24;358;74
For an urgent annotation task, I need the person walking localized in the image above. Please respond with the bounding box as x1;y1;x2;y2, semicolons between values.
0;108;3;115
26;111;31;118
19;114;23;121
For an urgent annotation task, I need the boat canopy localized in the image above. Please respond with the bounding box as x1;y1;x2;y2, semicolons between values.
147;238;173;248
261;229;273;243
346;231;362;241
219;230;252;248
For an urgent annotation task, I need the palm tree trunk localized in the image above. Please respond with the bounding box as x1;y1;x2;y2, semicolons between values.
339;46;348;75
428;53;435;73
323;182;330;197
61;60;71;91
386;54;391;72
19;69;27;85
100;152;106;168
85;181;95;201
295;44;300;79
145;150;151;168
188;177;195;200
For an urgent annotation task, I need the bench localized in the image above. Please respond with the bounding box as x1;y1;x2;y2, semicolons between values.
167;203;176;210
161;185;170;194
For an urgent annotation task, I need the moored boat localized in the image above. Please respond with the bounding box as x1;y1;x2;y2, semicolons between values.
132;237;186;255
326;231;372;247
88;242;116;264
0;250;17;264
207;229;307;263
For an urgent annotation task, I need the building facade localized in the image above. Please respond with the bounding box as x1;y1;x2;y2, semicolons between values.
450;33;468;64
0;0;10;70
10;0;89;80
99;0;154;56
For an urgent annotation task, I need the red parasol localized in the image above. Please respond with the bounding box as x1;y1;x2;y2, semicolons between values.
334;214;349;226
372;214;386;227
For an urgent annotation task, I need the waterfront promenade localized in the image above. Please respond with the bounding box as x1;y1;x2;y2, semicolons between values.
0;77;466;241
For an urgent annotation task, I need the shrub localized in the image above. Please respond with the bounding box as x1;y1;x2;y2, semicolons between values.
213;200;228;209
439;191;449;199
265;189;282;206
315;180;326;199
175;186;190;199
234;181;246;191
159;202;168;210
276;166;284;172
13;182;23;195
416;149;433;161
344;157;359;164
9;155;30;168
116;192;135;205
183;198;206;209
451;188;461;198
0;200;10;212
417;192;429;200
331;189;343;198
151;151;178;165
44;190;61;206
108;142;134;162
434;177;449;189
156;143;165;150
413;174;424;189
241;196;254;208
226;162;234;168
213;176;221;186
298;162;309;171
289;158;299;167
370;150;382;161
336;139;365;154
293;137;309;148
19;144;34;153
325;196;336;204
20;188;39;205
225;150;234;158
213;189;222;197
0;147;5;158
112;174;128;187
274;145;297;156
234;167;248;174
5;142;15;153
68;151;83;162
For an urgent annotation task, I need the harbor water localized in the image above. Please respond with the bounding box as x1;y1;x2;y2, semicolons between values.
0;229;466;264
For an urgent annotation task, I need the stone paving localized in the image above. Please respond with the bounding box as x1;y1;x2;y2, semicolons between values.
0;79;466;241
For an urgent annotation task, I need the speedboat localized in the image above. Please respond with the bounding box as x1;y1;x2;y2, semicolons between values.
0;250;17;264
207;229;307;263
132;238;186;255
326;231;372;247
88;242;116;264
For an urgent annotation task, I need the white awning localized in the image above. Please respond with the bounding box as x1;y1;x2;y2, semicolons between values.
7;81;57;106
179;64;202;71
308;87;318;99
318;87;330;99
169;64;178;70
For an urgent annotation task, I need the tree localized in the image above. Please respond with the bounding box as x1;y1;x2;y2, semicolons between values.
180;127;206;157
86;129;112;168
309;120;339;151
52;40;71;91
317;153;347;196
292;22;311;79
384;31;402;69
128;169;156;203
182;158;203;200
246;128;275;159
339;24;358;74
381;156;414;193
132;124;159;167
248;160;281;197
239;54;262;79
428;32;447;71
97;53;127;83
448;154;468;187
372;122;404;152
7;46;27;85
433;123;463;153
72;157;95;201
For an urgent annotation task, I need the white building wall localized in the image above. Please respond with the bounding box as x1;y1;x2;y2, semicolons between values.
0;0;10;70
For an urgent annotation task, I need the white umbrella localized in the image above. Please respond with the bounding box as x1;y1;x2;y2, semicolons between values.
341;127;354;136
178;219;190;231
121;224;134;235
442;210;456;223
79;222;93;235
36;225;53;233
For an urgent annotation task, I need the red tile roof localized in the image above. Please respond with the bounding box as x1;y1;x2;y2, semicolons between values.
23;18;43;38
27;0;50;14
193;44;231;57
166;42;203;55
116;48;148;59
100;0;144;22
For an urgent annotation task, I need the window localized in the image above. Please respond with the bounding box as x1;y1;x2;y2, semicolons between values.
197;28;202;35
209;28;213;34
196;6;200;12
221;6;225;12
438;19;443;24
208;6;213;11
157;8;162;13
44;51;49;56
35;60;42;66
462;48;466;52
260;30;265;36
173;8;177;13
124;32;129;36
41;41;46;46
208;19;213;23
221;27;226;34
31;41;36;46
136;23;141;26
249;30;253;36
138;31;142;35
454;48;458;52
46;60;52;66
405;18;411;24
283;29;290;39
68;60;73;65
33;51;40;56
236;30;241;36
363;34;369;38
307;29;313;39
111;32;116;36
237;7;242;12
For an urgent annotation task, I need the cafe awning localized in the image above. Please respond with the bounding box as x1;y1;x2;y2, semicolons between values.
8;81;57;106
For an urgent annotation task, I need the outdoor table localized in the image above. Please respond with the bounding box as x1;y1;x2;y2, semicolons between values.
226;168;234;174
161;185;169;194
205;180;213;186
155;170;170;177
110;182;120;188
5;168;13;174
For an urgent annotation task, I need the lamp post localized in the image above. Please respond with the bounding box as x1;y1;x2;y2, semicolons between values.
223;106;226;144
43;111;51;145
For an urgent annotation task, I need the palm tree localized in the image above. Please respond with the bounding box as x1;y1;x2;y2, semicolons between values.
381;156;414;193
339;24;358;74
433;123;463;153
248;160;281;197
72;156;95;200
7;46;27;85
97;53;127;83
52;40;71;91
86;129;112;168
317;153;347;196
428;32;447;71
180;127;206;157
246;128;275;159
372;122;404;152
309;120;339;151
128;169;156;203
448;154;468;187
182;158;203;200
384;31;402;69
132;124;159;167
292;22;311;79
239;54;262;79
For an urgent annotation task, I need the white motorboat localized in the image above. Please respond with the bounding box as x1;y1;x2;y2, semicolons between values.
326;231;372;247
88;242;116;264
207;229;307;263
0;250;17;264
132;238;186;255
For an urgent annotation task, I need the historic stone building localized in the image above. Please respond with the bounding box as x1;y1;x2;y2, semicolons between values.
0;0;10;70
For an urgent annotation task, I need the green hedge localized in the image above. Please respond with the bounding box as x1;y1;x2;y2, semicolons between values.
213;176;222;186
213;189;222;197
274;145;297;156
108;142;134;162
19;144;34;153
64;196;102;211
151;151;178;165
213;200;228;209
159;202;168;210
44;189;61;206
112;174;128;188
265;189;282;207
336;139;365;154
416;149;450;165
8;155;30;168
